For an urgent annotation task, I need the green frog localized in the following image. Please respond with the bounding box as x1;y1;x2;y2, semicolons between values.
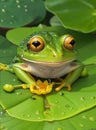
0;31;87;95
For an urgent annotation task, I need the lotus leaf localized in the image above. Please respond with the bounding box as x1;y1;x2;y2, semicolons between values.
0;102;96;130
0;27;96;123
0;0;45;28
45;0;96;33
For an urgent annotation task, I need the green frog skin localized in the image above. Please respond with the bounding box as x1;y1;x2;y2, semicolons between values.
0;31;87;95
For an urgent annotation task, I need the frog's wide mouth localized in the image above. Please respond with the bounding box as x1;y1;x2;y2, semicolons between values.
22;57;76;67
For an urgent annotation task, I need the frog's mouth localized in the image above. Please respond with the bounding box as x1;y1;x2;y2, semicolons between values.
22;57;76;67
20;53;77;66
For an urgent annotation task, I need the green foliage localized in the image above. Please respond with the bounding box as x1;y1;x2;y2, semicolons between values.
0;106;96;130
0;27;96;129
45;0;96;33
0;0;96;129
0;0;46;28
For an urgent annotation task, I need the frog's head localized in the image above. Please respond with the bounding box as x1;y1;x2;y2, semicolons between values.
18;31;77;64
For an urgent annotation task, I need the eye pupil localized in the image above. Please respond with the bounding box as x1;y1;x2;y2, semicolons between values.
70;40;75;46
32;41;40;48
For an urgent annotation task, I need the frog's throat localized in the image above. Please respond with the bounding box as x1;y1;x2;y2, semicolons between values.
21;57;78;78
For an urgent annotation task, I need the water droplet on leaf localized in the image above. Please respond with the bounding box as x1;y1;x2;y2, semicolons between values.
80;123;84;127
80;96;85;101
2;8;6;13
61;112;65;115
32;96;36;100
24;5;28;8
57;128;62;130
89;116;95;121
59;92;64;96
16;0;20;3
82;115;87;119
25;9;28;12
11;15;15;18
13;78;16;82
36;110;40;115
17;5;21;8
90;96;96;100
16;91;22;95
27;114;31;118
1;19;4;23
55;100;59;103
30;0;34;2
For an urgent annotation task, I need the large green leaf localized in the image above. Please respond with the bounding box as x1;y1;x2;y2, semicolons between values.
0;0;45;28
45;0;96;33
0;105;96;130
0;65;96;121
0;28;96;129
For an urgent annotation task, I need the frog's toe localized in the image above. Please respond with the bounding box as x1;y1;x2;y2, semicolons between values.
55;82;72;92
67;85;72;91
0;63;8;70
3;84;15;92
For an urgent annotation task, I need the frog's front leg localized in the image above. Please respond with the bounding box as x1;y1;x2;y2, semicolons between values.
1;62;36;92
2;63;54;95
55;64;87;91
0;63;13;72
13;63;36;85
13;63;54;94
0;62;36;84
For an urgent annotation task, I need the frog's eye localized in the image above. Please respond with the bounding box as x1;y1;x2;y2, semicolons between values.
27;37;45;52
64;36;75;50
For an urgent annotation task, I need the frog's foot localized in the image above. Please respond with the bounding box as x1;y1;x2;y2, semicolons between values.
30;80;55;95
3;84;29;93
3;80;55;95
55;81;72;92
0;63;9;70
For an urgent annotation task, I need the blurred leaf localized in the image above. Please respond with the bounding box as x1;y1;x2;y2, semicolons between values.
45;0;96;33
0;0;46;28
0;35;17;63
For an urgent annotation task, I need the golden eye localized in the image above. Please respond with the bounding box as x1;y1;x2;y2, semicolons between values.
27;36;45;52
64;36;75;50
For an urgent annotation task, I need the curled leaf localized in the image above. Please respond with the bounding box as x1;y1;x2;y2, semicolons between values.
45;0;96;33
